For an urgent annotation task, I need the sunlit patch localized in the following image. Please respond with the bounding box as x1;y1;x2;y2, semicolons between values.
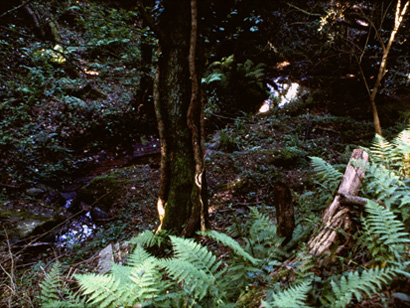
356;19;369;27
275;61;290;70
259;78;305;113
84;69;100;76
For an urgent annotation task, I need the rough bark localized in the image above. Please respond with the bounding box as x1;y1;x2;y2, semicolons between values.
308;149;369;256
274;184;294;245
154;0;208;236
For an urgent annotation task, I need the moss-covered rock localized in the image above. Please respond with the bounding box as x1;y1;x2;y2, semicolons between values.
0;210;63;241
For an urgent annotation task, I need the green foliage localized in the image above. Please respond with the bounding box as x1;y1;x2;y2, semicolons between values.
205;230;258;265
203;54;268;115
324;267;402;308
310;156;343;192
309;156;343;205
361;200;410;263
39;262;86;308
362;130;410;222
261;280;312;308
41;228;268;307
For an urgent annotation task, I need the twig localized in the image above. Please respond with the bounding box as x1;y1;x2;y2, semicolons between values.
0;0;36;19
0;229;17;296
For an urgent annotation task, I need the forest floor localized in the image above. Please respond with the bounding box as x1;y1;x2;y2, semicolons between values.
1;2;410;305
2;94;407;307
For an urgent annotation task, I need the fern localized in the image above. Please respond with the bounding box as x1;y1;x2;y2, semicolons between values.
127;229;169;248
129;256;172;304
39;262;63;304
362;200;410;262
310;156;343;193
39;262;87;308
204;230;259;265
366;128;410;176
247;207;287;261
324;267;400;308
75;273;126;308
127;243;153;266
261;280;312;308
369;134;400;169
161;236;222;301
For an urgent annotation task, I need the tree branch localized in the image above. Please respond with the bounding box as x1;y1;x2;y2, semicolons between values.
136;0;164;42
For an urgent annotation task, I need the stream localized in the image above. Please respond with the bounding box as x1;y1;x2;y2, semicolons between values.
34;137;161;251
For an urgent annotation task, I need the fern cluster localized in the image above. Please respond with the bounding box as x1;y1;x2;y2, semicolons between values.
361;130;410;222
39;262;86;308
39;129;410;308
40;228;269;307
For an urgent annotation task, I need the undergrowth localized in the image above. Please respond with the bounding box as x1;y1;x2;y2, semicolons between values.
38;128;410;307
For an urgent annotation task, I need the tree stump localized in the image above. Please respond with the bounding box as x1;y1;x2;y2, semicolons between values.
274;184;294;245
308;149;369;256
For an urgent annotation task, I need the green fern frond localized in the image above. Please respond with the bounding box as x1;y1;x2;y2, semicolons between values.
393;127;410;154
363;163;405;207
248;207;279;242
368;133;405;170
169;236;221;275
127;243;153;267
128;230;169;248
261;280;312;308
161;258;215;300
39;262;63;303
327;267;399;308
362;200;410;261
310;156;343;192
204;230;259;265
39;262;87;308
248;207;287;260
111;263;132;285
75;273;127;308
129;256;171;303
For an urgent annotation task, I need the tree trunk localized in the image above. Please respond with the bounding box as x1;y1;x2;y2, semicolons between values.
308;149;369;256
154;0;208;236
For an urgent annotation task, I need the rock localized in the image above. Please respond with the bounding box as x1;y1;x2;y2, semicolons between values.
25;187;45;197
98;244;114;274
0;210;63;241
91;206;109;222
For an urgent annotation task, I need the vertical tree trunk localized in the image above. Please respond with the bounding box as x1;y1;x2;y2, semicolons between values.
361;1;409;136
154;0;208;236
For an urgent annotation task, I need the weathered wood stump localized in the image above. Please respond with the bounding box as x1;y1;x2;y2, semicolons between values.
308;148;369;256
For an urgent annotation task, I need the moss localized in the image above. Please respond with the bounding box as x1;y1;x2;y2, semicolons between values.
0;210;60;240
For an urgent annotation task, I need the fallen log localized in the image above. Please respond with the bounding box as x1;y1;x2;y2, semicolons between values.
308;148;369;256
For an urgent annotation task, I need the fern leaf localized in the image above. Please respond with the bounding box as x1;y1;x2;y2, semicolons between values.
363;200;410;260
204;230;259;265
111;263;132;285
369;134;400;168
328;267;399;308
127;244;153;266
169;236;221;275
39;262;63;303
261;280;312;308
75;273;126;308
39;262;87;308
128;230;167;248
248;207;287;260
310;156;342;191
161;258;215;300
129;256;171;303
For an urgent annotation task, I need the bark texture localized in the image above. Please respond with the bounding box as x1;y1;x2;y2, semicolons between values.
274;184;294;245
308;149;369;256
154;0;208;236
